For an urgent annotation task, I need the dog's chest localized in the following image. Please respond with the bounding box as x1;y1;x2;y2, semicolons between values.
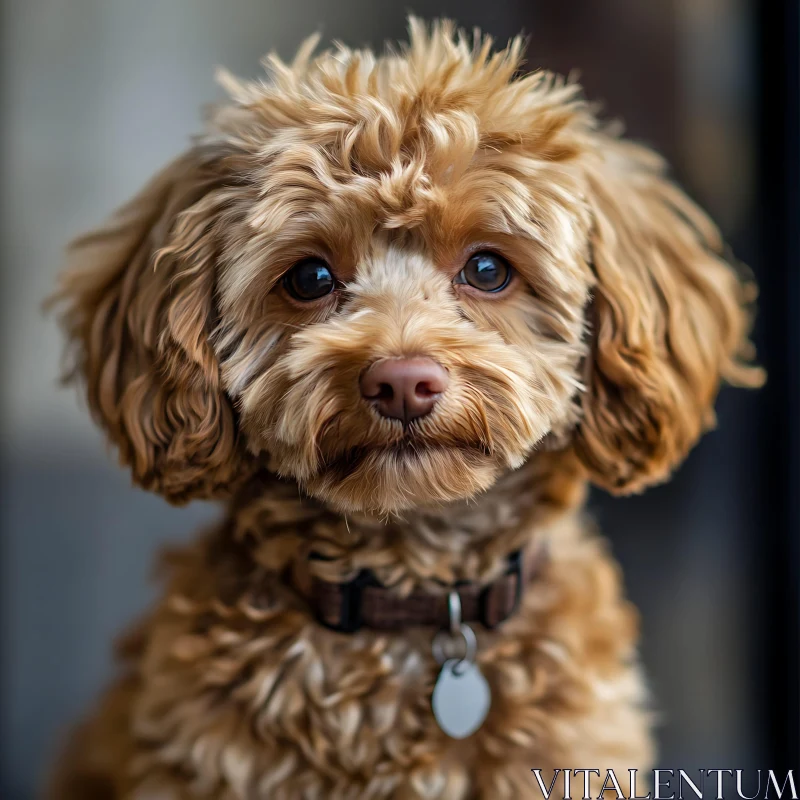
129;549;650;799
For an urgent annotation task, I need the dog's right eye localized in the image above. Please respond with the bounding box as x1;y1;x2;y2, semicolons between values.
284;259;335;301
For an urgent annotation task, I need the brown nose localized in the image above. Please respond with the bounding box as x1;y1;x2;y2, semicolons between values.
360;357;449;423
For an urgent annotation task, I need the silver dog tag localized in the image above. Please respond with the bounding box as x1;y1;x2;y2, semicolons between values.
432;658;491;739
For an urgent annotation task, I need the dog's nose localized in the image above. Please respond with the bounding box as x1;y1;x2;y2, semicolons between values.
360;357;449;422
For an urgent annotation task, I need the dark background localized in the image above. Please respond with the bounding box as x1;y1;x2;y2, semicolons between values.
1;1;797;797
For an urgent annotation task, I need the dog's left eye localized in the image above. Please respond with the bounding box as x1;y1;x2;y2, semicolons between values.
454;252;511;292
284;259;335;301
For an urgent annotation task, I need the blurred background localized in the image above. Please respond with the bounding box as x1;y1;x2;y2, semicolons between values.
1;1;797;797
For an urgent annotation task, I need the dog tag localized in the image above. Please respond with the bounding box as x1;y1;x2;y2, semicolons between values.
432;658;491;739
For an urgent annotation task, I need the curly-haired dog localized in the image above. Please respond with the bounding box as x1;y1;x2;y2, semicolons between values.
48;19;763;800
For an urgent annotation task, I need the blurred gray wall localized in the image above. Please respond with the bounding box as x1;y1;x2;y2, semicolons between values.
0;2;765;799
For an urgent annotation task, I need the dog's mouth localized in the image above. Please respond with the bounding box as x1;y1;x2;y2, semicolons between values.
302;437;500;514
323;437;490;474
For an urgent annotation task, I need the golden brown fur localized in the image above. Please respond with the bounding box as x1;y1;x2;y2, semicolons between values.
48;19;762;799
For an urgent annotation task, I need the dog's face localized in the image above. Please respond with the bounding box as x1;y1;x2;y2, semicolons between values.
218;100;593;513
55;21;762;514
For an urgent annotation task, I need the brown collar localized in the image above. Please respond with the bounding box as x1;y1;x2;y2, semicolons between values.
297;544;547;633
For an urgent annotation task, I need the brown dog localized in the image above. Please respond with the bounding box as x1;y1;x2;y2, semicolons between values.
48;19;762;800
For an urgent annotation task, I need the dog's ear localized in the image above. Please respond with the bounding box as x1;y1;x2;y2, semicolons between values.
573;136;764;493
53;146;253;503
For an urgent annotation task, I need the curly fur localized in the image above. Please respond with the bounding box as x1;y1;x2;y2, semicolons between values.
48;19;762;799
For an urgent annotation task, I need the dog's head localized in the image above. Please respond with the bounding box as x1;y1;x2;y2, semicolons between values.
54;20;762;514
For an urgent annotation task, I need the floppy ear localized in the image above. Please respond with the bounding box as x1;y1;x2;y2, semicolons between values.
574;136;764;493
53;146;253;503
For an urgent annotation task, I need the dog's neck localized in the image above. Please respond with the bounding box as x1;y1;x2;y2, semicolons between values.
228;448;587;593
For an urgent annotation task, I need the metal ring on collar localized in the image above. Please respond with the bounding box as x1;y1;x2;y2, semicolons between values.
447;590;462;634
432;622;477;667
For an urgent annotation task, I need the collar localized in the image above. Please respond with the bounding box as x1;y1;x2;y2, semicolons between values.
294;542;547;633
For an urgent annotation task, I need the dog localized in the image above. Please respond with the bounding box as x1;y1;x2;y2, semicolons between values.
48;19;763;799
